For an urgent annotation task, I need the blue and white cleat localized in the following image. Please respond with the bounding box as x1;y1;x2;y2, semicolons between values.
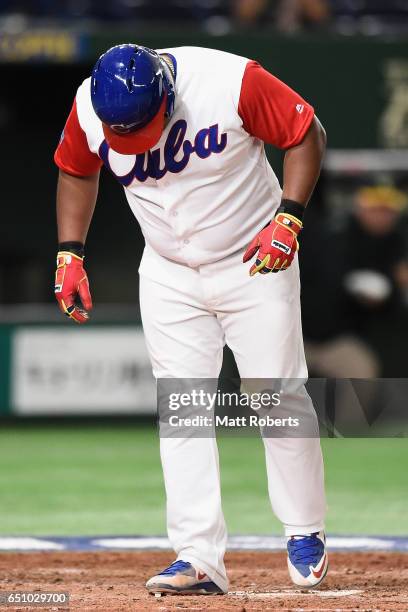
287;530;328;587
146;560;225;596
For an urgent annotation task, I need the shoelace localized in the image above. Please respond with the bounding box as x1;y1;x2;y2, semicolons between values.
159;560;191;575
287;534;324;565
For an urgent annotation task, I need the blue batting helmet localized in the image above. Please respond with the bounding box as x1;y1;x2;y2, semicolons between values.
91;44;176;154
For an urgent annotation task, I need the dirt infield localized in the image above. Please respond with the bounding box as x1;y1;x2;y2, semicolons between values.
0;551;407;611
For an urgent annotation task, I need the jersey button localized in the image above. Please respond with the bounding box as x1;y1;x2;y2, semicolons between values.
171;211;178;217
183;239;190;245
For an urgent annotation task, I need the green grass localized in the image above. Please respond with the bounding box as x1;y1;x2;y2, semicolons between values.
0;425;406;536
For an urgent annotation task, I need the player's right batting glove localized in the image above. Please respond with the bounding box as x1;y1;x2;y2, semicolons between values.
54;242;92;324
243;200;304;276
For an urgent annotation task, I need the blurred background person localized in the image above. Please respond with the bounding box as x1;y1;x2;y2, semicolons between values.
232;0;330;31
301;183;408;378
275;0;330;32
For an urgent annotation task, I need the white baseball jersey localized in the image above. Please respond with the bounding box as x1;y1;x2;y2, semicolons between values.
55;46;314;267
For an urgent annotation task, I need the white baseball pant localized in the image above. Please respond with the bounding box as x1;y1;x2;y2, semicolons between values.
139;245;326;593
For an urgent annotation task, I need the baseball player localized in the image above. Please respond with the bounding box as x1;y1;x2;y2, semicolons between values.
54;44;328;595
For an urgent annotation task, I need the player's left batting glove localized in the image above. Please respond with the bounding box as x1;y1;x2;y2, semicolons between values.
54;242;92;324
243;200;304;276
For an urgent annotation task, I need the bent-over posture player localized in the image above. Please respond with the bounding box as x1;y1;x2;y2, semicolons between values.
54;44;328;595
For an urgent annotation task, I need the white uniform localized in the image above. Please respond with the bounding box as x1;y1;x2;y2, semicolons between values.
56;46;326;593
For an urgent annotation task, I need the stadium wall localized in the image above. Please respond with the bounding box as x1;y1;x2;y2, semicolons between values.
0;324;155;416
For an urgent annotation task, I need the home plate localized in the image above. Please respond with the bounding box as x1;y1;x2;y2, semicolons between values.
230;589;363;599
313;589;363;597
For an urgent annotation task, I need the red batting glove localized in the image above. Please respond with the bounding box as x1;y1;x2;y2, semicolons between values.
243;212;302;276
54;251;92;323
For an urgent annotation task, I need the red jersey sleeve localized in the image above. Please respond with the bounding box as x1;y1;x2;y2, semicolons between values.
238;60;315;150
54;99;103;177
